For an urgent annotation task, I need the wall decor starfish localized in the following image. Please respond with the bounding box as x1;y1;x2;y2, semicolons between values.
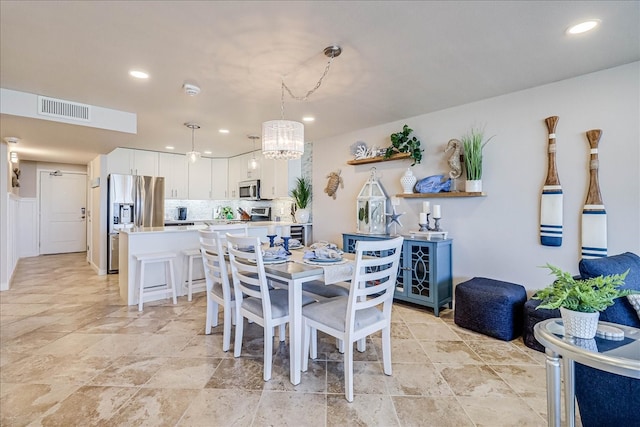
386;207;405;236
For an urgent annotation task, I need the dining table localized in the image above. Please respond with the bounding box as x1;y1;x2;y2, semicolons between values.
260;246;355;385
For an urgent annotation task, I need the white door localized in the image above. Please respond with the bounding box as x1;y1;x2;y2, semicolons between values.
40;171;87;254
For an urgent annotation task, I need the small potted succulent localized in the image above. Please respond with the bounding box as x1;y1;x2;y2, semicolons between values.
534;264;632;338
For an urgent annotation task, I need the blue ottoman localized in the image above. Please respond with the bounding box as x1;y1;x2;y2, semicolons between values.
522;297;559;352
454;277;527;341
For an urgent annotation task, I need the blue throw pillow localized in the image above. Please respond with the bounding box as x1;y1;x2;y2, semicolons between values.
579;252;640;328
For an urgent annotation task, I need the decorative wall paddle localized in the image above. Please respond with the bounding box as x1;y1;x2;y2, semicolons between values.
581;129;607;259
540;116;563;246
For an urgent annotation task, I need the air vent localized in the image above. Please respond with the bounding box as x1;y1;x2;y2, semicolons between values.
38;96;91;122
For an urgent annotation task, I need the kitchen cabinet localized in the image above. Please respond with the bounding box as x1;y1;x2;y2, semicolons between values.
259;156;301;199
158;153;187;199
227;155;242;199
211;158;228;199
108;148;158;176
188;158;212;200
227;151;260;199
261;156;287;199
342;233;453;316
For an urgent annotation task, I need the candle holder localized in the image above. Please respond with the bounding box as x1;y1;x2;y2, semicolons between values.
433;217;442;232
267;234;277;248
418;213;433;231
282;236;291;254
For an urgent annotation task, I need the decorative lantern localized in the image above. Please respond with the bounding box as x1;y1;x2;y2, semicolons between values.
357;168;388;234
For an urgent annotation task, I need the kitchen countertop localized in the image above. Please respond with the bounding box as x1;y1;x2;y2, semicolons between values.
122;221;311;234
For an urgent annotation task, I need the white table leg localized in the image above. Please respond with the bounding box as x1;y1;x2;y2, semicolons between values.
563;357;575;427
545;348;562;427
289;278;303;385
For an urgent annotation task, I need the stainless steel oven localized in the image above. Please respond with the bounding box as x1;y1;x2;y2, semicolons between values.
249;207;271;221
238;180;260;200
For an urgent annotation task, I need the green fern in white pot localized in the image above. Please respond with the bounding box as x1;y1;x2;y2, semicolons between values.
461;127;493;192
291;177;311;223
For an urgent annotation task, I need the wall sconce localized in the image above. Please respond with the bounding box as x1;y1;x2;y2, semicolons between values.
10;152;18;163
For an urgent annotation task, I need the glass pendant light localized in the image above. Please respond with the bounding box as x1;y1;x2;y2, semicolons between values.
248;135;260;170
185;122;201;163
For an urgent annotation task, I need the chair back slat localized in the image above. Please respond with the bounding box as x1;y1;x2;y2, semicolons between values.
346;236;404;331
226;234;273;318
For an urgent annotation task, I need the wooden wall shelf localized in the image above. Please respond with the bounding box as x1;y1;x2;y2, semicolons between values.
396;192;486;198
346;152;411;165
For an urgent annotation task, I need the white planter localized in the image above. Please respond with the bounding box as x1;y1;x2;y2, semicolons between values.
465;179;482;192
560;307;600;339
294;208;310;224
401;168;417;194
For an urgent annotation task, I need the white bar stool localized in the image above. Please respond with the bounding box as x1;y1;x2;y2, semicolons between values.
134;251;178;311
182;248;205;301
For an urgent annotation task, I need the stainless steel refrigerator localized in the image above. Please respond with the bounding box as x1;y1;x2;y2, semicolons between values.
107;174;165;273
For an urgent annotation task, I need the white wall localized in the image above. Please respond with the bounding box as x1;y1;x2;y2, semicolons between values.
88;155;107;274
17;198;38;257
313;62;640;291
1;142;9;290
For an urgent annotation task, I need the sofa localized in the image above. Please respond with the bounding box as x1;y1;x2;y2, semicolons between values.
524;252;640;427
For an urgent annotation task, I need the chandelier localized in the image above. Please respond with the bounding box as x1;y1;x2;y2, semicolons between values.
262;45;342;160
185;122;201;163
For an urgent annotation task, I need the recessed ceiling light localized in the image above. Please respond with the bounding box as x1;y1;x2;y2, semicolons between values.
219;129;230;134
566;20;600;35
204;150;212;155
165;146;174;150
302;116;315;122
129;70;149;79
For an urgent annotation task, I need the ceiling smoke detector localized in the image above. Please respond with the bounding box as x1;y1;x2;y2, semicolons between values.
4;137;20;144
183;83;201;96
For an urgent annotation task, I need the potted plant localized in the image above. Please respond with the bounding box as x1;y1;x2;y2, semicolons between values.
384;124;423;166
291;177;311;223
460;127;493;192
534;264;632;339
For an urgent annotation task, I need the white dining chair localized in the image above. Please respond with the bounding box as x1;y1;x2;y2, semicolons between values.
301;236;404;401
227;233;315;381
199;224;248;351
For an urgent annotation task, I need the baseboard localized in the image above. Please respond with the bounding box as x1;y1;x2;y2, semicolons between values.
89;260;107;276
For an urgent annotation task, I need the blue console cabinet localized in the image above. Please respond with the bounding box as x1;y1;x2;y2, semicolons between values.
342;233;453;316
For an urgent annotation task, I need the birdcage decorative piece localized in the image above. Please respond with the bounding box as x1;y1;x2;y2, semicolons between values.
357;168;388;234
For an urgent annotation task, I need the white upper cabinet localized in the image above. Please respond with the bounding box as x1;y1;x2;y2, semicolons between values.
107;148;158;176
133;150;159;176
107;148;132;175
227;151;264;199
158;152;187;199
227;155;242;199
211;158;229;199
188;158;212;200
106;147;299;201
261;156;300;199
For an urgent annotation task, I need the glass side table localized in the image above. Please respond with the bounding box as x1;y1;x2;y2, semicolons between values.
534;318;640;427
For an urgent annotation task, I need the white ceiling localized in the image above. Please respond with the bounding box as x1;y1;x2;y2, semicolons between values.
1;1;638;165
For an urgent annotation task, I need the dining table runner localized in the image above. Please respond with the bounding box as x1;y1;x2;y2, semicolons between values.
289;249;354;285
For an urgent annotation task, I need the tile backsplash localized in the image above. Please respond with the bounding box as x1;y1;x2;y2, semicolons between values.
165;198;296;222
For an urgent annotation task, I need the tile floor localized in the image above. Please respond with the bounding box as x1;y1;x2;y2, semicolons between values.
1;253;560;426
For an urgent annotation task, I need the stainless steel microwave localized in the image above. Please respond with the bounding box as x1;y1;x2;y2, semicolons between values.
238;180;260;200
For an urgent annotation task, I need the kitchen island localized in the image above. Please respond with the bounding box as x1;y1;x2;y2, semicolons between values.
118;222;311;306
